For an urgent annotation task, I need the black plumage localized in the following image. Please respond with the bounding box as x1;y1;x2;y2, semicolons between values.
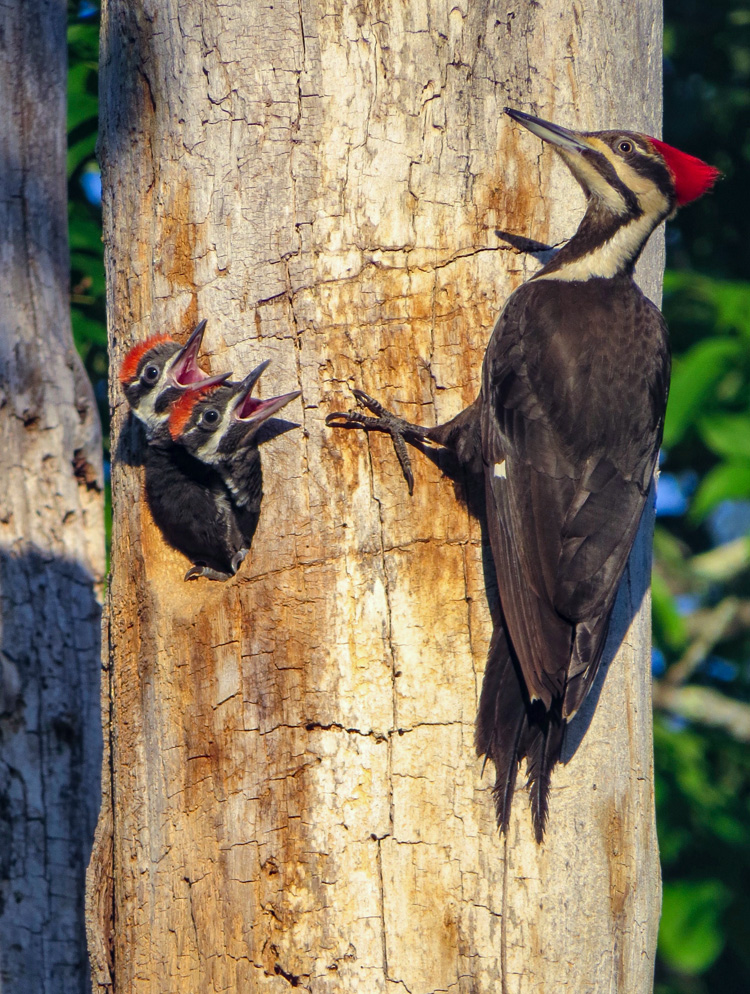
119;319;246;580
475;277;669;835
166;365;300;575
143;442;253;581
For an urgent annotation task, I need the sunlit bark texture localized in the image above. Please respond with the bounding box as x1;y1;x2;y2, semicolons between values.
0;0;105;990
93;1;663;990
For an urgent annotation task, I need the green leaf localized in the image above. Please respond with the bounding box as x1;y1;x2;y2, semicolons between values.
67;62;98;131
659;879;729;975
663;338;744;448
689;459;750;522
71;308;107;352
690;536;750;582
69;203;103;253
699;412;750;460
71;254;105;299
664;271;750;340
67;22;99;63
67;131;98;178
652;571;689;651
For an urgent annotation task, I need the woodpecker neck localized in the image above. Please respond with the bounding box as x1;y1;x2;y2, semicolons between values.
532;199;664;283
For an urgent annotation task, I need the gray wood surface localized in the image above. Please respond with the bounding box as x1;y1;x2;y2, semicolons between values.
0;0;105;990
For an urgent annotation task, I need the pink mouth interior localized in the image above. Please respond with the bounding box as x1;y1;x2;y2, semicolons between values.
172;347;209;386
236;394;271;420
177;364;207;385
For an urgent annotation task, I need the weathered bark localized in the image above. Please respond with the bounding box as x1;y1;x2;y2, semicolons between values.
0;0;105;990
94;1;663;991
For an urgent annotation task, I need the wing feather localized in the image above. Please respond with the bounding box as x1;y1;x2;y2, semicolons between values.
480;278;669;715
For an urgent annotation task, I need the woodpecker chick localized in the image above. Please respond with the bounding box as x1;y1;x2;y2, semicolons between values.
168;363;301;513
164;366;300;581
143;444;254;581
119;319;229;444
327;109;719;840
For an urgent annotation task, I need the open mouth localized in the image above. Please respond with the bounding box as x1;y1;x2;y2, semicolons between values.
234;361;301;424
169;319;213;386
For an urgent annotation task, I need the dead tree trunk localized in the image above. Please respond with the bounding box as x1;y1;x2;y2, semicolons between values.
93;1;663;990
0;0;105;990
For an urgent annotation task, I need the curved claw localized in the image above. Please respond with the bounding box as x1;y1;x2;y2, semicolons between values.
326;387;433;496
391;432;415;496
351;389;387;417
231;548;249;574
184;563;234;582
325;410;383;431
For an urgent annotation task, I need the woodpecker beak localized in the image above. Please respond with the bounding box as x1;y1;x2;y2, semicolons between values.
238;359;271;397
233;362;301;424
168;319;210;386
506;107;636;215
198;370;234;389
505;108;596;154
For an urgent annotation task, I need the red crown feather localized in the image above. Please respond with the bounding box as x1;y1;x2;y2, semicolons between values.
118;334;173;385
168;383;223;440
648;138;720;206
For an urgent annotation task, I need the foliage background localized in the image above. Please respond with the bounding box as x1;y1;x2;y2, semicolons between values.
66;2;750;988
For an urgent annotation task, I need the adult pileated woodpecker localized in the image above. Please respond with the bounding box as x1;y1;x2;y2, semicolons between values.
327;108;719;840
167;365;300;579
119;319;229;444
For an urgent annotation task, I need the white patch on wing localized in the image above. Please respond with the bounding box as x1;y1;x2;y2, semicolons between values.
494;460;507;478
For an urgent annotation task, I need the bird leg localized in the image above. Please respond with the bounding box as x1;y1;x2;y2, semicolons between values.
184;564;234;582
326;388;435;496
184;547;249;583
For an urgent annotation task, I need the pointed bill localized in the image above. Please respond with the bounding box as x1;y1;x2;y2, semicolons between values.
505;108;595;154
188;369;234;390
168;319;209;386
235;378;302;425
236;360;272;399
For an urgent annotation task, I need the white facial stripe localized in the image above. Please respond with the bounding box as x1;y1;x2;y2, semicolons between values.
139;381;171;424
140;393;158;420
192;400;236;463
533;210;659;282
560;143;629;215
608;155;671;217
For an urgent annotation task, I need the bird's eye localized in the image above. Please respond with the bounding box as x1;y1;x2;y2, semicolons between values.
202;409;219;425
142;364;160;384
618;141;633;154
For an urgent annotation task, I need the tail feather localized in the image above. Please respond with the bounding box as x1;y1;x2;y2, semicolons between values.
476;623;566;842
522;706;565;842
476;625;528;833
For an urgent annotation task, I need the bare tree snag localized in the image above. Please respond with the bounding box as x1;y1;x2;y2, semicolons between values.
0;0;105;990
95;1;663;991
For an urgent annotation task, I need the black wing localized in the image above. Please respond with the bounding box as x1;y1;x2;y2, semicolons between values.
480;277;670;718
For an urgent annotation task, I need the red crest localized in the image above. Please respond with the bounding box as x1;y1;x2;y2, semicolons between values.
118;334;172;385
168;383;223;440
649;138;720;205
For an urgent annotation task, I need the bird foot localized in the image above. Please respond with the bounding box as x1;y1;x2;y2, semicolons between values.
184;563;234;582
326;389;430;495
184;548;249;583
